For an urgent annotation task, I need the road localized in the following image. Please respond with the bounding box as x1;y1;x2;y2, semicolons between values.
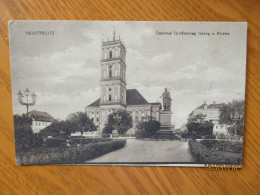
85;139;195;163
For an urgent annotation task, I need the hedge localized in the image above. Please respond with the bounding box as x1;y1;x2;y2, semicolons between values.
16;139;126;165
68;137;112;146
44;138;67;147
188;139;243;164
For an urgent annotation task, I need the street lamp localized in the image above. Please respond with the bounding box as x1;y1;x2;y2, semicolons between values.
17;88;37;117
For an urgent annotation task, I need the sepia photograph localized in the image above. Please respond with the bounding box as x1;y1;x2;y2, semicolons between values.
9;21;247;166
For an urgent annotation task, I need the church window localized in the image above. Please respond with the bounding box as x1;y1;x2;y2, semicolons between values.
109;95;112;101
109;51;112;58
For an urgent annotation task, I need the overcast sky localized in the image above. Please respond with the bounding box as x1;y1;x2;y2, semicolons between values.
9;21;247;127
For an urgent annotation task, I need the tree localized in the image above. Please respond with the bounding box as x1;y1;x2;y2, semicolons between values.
41;120;78;137
41;112;97;137
103;110;132;135
14;114;43;152
135;119;161;138
135;121;146;138
67;112;97;136
188;113;205;123
187;115;214;138
198;121;214;135
219;100;245;136
145;120;161;137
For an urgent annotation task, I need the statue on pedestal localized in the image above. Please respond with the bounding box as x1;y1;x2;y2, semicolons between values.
160;88;172;111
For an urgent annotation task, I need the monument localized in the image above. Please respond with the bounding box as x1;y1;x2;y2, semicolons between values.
159;88;173;131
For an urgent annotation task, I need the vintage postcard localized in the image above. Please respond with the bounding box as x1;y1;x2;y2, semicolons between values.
9;21;247;166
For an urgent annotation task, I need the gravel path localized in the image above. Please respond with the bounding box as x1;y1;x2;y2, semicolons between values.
86;139;195;163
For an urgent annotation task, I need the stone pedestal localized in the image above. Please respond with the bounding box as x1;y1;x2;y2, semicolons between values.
159;110;173;131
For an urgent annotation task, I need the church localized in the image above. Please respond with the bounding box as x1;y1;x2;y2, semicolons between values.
85;31;162;134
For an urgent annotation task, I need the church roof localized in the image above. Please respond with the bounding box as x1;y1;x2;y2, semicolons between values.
86;89;149;107
126;89;148;105
87;98;101;107
28;110;55;122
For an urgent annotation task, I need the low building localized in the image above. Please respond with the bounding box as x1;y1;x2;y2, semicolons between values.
188;101;229;135
28;110;55;133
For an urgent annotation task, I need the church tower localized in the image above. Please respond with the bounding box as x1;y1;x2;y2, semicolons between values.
99;30;127;129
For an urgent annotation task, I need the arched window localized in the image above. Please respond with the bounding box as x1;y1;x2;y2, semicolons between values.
109;95;112;101
109;51;112;58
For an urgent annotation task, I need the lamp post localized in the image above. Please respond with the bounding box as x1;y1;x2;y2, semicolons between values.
17;88;37;118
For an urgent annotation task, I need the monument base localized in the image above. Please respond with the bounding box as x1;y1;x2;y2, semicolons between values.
153;110;177;140
159;110;173;131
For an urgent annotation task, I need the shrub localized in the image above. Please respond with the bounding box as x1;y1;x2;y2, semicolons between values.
102;124;114;135
135;128;146;138
187;120;214;137
204;135;216;139
135;120;161;138
189;139;243;164
14;114;44;152
68;137;112;146
45;138;67;147
16;139;126;165
145;120;160;137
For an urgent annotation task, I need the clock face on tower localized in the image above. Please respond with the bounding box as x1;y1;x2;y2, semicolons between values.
100;31;126;106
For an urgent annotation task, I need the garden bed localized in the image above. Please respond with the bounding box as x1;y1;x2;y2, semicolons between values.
16;139;126;165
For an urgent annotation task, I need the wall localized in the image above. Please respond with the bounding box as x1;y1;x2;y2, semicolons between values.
31;120;52;133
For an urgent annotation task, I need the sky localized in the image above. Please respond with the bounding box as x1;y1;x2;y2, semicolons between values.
9;21;247;128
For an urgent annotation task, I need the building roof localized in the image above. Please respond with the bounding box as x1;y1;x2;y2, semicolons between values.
126;89;148;105
87;89;150;107
28;110;55;122
195;102;225;110
87;98;101;107
150;102;161;105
